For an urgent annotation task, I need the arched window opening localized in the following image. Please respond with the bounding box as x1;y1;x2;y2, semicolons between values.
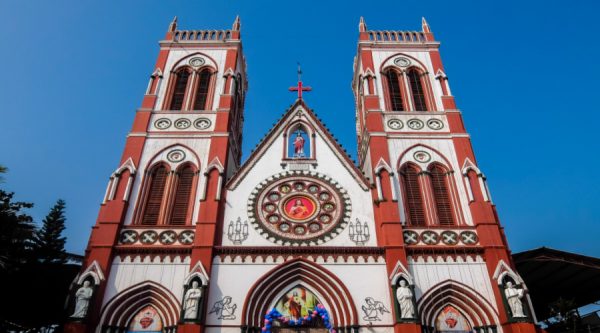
386;70;404;111
193;70;212;110
401;165;425;226
430;165;455;226
435;305;472;333
170;69;191;110
288;126;311;159
127;305;163;333
141;165;168;225
169;165;195;225
407;69;428;111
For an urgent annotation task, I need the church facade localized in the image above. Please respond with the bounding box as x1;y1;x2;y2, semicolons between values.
65;17;542;333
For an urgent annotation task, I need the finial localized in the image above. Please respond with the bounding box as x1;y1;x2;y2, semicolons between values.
168;16;178;32
422;17;431;33
232;15;241;31
359;16;368;32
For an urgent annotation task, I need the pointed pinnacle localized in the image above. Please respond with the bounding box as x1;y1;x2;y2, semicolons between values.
232;15;241;31
422;17;431;33
168;16;178;32
359;16;367;32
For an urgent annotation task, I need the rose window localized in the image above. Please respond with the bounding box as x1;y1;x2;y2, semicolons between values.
248;172;351;245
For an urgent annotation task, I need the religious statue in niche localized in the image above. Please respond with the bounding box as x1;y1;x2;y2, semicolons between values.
504;281;526;318
289;128;310;159
183;280;203;320
361;297;390;321
71;280;94;318
395;279;416;319
209;296;237;320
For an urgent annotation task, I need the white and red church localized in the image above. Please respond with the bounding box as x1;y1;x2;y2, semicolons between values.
65;17;544;333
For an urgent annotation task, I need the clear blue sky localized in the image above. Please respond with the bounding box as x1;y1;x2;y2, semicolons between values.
0;0;598;257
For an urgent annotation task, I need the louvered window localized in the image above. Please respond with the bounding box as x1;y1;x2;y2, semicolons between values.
408;69;428;111
193;70;211;110
430;166;455;226
169;166;195;225
169;70;190;110
141;166;168;225
386;71;404;111
402;165;425;226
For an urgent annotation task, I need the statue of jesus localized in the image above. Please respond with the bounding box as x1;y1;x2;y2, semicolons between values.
293;131;305;157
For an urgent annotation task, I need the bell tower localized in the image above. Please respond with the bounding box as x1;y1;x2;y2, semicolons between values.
353;18;541;333
65;17;247;333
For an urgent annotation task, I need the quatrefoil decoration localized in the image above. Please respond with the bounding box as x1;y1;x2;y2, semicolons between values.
159;230;177;245
421;231;439;245
460;231;478;245
403;230;419;245
154;118;171;130
120;230;138;244
441;231;459;245
179;230;195;244
139;230;158;244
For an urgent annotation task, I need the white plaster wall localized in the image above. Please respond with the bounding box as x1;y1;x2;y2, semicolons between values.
155;48;230;110
370;50;444;111
387;138;473;225
205;262;394;327
222;119;376;247
124;137;212;225
102;255;191;307
408;255;498;312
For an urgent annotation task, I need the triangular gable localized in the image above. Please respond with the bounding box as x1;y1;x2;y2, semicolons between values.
227;99;370;191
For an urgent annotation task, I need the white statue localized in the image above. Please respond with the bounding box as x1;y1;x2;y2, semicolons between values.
396;280;415;318
183;281;202;319
72;281;94;318
504;281;526;317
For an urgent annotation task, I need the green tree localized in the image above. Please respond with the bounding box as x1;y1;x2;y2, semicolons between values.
0;190;35;270
33;199;68;264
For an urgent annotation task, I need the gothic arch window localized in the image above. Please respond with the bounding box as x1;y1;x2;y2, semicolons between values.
127;306;163;333
435;305;472;333
192;69;212;110
400;163;426;226
168;164;196;225
141;164;169;225
385;70;405;111
287;124;312;159
169;67;192;110
407;68;428;111
429;163;455;226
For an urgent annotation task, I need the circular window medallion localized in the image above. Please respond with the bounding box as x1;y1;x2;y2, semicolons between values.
139;230;158;244
120;230;138;244
248;171;351;245
403;230;419;245
460;231;479;245
189;57;205;67
413;151;431;163
421;230;439;245
179;230;195;244
174;118;191;129
394;57;411;67
194;118;212;130
154;118;171;130
407;119;424;130
427;119;444;130
387;119;404;130
167;149;186;162
440;231;459;245
159;230;177;245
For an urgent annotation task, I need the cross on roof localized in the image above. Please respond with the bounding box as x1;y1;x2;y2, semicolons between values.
288;63;312;100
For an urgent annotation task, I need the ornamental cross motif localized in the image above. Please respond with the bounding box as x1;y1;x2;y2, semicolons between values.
288;63;312;100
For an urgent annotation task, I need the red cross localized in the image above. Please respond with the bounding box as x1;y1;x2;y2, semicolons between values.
289;64;312;100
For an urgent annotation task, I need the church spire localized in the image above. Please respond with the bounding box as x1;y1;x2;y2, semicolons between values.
359;16;368;32
232;15;241;31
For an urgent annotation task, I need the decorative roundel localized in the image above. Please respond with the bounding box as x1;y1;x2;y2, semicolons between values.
174;118;191;129
387;119;404;130
154;118;171;130
440;231;459;245
179;230;195;244
248;171;352;245
407;119;424;130
403;230;419;245
394;57;411;67
189;57;206;67
159;230;178;245
139;230;158;244
421;230;439;245
426;119;444;130
460;231;479;245
120;230;138;244
413;151;431;163
194;118;212;130
167;149;186;163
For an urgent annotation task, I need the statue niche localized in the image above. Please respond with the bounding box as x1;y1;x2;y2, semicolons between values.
393;278;417;321
69;278;96;320
181;278;205;322
501;277;529;321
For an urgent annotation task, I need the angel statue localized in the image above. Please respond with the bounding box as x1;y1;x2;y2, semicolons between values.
209;296;237;320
